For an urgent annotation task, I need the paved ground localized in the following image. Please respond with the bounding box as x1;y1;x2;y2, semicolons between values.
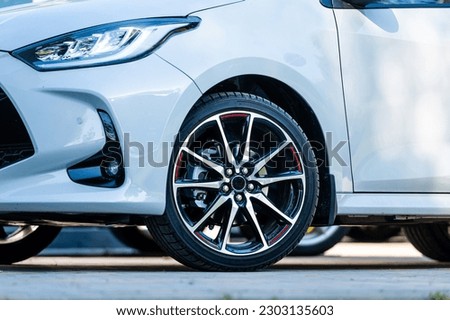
1;240;450;300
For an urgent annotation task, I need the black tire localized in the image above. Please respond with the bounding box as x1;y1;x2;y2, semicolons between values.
290;226;349;256
403;223;450;262
348;225;401;242
0;225;61;264
147;92;319;271
111;226;164;254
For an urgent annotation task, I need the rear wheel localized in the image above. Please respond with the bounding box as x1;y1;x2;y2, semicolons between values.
147;92;319;271
403;223;450;262
348;225;401;242
0;224;61;264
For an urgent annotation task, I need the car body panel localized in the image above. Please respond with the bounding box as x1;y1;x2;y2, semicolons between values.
157;0;354;192
0;52;201;214
338;192;450;217
335;7;450;193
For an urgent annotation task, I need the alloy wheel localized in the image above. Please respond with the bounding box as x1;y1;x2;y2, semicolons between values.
172;110;307;256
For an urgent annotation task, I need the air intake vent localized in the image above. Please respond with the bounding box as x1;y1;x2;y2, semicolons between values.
0;88;34;169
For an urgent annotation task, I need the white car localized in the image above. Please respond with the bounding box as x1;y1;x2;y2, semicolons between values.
1;0;449;271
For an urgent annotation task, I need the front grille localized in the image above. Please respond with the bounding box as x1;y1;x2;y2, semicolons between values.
0;88;34;169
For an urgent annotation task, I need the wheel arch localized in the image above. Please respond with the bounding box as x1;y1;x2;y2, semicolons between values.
203;75;337;226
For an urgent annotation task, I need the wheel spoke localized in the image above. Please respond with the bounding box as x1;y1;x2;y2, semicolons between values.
215;117;238;167
189;195;231;233
254;172;305;187
241;114;254;164
174;180;222;190
245;198;269;249
181;147;225;177
219;202;239;252
250;193;295;225
252;140;291;176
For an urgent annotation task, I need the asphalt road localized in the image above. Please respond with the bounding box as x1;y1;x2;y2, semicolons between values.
1;240;450;300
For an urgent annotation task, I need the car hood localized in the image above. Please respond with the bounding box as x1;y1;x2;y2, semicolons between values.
0;0;242;51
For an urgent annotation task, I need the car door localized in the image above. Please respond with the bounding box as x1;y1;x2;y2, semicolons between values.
334;0;450;193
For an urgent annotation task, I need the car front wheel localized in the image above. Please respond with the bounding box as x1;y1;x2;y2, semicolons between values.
147;92;319;271
403;223;450;262
0;224;61;264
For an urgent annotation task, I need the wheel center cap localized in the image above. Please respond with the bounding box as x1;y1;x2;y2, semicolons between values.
231;175;247;192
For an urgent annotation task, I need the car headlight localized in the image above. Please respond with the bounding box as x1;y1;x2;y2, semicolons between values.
12;17;201;71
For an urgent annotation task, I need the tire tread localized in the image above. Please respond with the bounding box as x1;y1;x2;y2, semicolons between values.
404;224;450;262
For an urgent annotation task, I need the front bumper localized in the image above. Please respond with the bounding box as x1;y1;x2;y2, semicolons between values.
0;52;201;215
